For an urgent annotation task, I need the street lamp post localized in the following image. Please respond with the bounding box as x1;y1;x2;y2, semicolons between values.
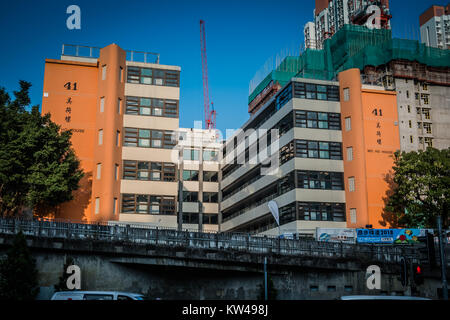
437;215;448;300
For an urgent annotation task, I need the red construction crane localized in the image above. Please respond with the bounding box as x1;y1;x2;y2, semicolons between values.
200;19;216;129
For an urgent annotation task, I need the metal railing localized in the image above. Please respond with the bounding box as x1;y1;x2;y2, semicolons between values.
61;44;160;64
0;218;421;263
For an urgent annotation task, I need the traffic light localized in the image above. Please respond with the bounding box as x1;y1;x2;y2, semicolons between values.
413;264;424;286
399;258;408;287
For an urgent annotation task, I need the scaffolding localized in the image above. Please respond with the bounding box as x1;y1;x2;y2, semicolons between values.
248;24;450;104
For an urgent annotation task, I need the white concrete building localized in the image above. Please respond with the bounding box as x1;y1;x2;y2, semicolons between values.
420;4;450;50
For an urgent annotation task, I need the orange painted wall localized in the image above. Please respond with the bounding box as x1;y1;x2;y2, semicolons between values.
41;44;125;222
91;44;125;222
339;69;370;228
339;68;400;229
42;59;98;222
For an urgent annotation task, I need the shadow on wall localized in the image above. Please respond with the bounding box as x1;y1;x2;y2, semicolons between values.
378;171;401;228
36;172;92;223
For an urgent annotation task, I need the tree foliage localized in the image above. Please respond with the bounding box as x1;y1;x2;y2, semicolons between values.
384;148;450;229
0;81;84;217
0;231;39;300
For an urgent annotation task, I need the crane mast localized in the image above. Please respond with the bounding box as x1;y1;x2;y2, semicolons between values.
200;19;216;129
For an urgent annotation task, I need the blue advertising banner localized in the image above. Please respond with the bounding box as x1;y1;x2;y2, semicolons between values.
356;229;424;244
356;229;395;243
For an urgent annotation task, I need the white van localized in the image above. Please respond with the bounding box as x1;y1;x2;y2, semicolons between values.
51;291;145;300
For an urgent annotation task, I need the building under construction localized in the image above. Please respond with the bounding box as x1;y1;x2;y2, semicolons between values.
249;24;450;152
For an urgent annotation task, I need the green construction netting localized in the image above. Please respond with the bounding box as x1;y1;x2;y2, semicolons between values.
249;24;450;104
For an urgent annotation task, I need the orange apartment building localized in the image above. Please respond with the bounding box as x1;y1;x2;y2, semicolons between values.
42;43;181;224
339;68;400;229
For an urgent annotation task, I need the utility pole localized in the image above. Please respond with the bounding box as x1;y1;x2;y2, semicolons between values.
177;146;184;231
264;257;268;301
437;215;448;300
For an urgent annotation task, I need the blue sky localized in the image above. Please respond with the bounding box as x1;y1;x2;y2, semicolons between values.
0;0;437;134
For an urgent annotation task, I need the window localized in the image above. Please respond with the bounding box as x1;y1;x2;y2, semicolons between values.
203;149;218;162
410;135;414;143
422;108;430;120
421;94;429;105
113;198;117;215
183;191;198;202
348;177;355;192
121;194;176;215
98;129;103;145
407;105;411;113
350;208;357;224
297;171;344;190
117;98;122;114
116;130;120;146
327;286;337;292
293;82;339;101
203;214;218;225
344;286;353;292
126;66;180;87
102;65;107;80
115;164;119;180
84;294;113;300
183;148;200;161
95;197;100;214
275;83;292;110
123;160;176;182
96;163;101;180
295;110;341;130
346;147;353;161
425;137;433;148
203;171;218;182
183;170;199;181
296;140;342;160
183;212;199;224
345;117;351;131
310;285;319;293
406;90;409;98
297;202;345;222
343;87;350;101
423;123;432;134
123;128;175;149
416;107;421;115
408;120;412;128
125;96;178;118
119;67;123;82
100;97;105;113
203;192;218;203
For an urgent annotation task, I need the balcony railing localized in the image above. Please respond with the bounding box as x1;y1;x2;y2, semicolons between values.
61;44;160;64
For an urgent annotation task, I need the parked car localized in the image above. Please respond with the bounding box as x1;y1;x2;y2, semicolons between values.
340;295;431;300
51;291;145;300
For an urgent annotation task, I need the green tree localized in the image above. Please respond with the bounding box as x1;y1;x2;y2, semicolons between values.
0;231;39;300
0;81;84;217
384;148;450;229
54;257;75;292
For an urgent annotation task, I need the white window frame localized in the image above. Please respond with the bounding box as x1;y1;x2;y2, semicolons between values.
346;147;353;161
348;177;355;192
345;117;351;131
